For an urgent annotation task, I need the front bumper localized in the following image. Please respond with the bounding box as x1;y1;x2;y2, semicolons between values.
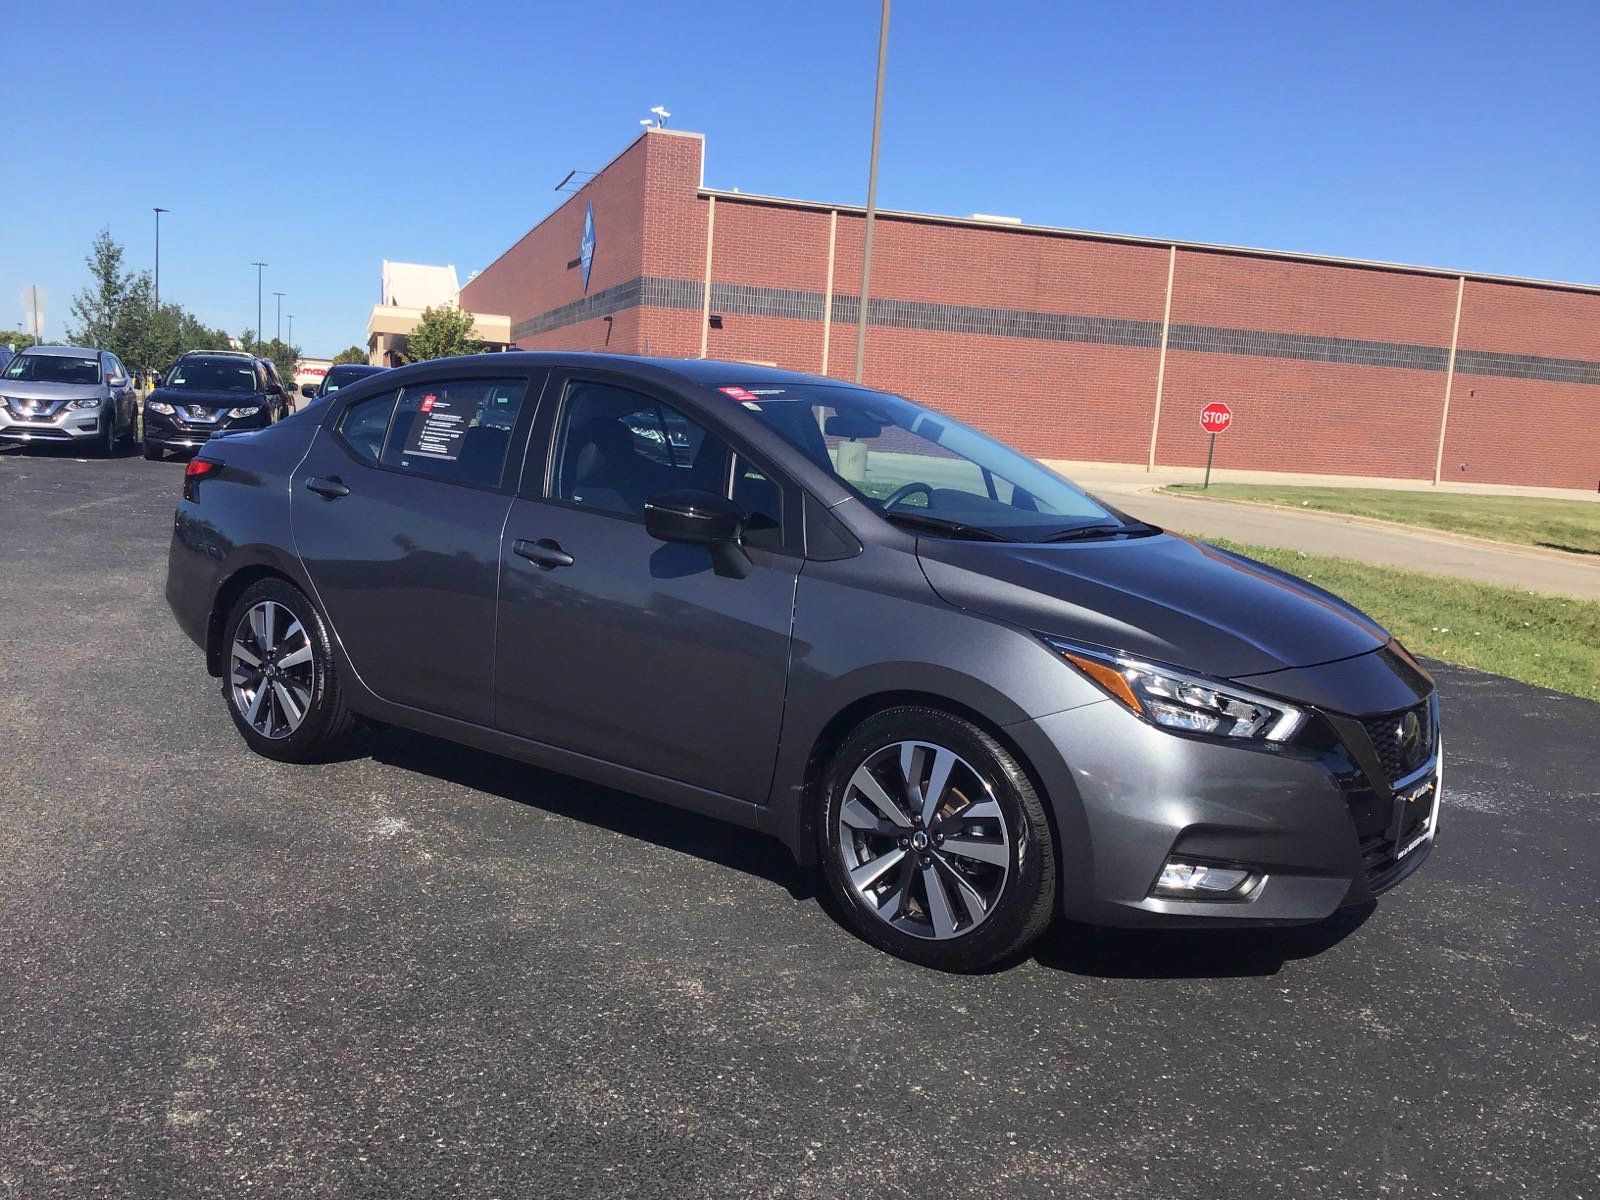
143;408;267;451
0;407;104;442
1009;693;1441;929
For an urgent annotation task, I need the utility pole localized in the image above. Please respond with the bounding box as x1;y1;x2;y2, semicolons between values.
287;314;294;347
250;262;268;349
153;208;169;309
273;292;285;344
853;0;891;384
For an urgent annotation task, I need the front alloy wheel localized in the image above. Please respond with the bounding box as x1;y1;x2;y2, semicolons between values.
837;741;1011;940
820;707;1056;972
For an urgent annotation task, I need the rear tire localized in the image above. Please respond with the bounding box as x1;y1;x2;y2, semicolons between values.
222;578;356;763
817;706;1056;972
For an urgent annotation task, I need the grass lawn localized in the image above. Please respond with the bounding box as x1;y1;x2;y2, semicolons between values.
1166;485;1600;556
1199;538;1600;702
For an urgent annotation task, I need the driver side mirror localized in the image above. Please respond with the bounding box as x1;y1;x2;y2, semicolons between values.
301;384;317;398
644;488;753;579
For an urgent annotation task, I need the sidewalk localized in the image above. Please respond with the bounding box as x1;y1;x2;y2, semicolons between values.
1045;461;1600;602
1043;459;1600;503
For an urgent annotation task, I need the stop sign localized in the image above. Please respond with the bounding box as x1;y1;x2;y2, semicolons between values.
1200;402;1233;434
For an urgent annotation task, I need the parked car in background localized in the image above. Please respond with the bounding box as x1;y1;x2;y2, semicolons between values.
142;354;286;460
0;344;138;454
305;362;386;401
164;352;1442;971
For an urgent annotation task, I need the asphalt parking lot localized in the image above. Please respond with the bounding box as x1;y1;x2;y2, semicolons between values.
1;446;1596;1199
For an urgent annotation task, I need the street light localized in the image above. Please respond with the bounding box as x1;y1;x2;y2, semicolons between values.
153;208;169;310
250;262;268;349
287;314;294;347
273;292;285;344
854;0;890;383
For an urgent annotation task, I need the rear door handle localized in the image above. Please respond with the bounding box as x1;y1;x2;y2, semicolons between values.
513;538;574;569
305;476;350;499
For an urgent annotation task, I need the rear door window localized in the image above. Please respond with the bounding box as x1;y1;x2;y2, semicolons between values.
380;378;530;489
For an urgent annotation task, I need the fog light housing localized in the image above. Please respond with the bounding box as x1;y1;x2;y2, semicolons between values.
1153;859;1257;899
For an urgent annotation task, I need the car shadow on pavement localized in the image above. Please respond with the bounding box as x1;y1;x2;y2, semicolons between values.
364;727;817;902
1032;903;1374;979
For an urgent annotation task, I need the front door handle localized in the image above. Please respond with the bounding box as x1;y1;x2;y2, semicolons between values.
513;538;574;569
305;476;350;499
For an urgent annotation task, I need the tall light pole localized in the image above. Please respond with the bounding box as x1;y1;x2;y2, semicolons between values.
153;208;169;310
287;314;294;347
273;292;285;344
250;262;268;348
853;0;891;384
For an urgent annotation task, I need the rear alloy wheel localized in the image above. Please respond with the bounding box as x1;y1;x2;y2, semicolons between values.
223;578;355;762
819;707;1056;972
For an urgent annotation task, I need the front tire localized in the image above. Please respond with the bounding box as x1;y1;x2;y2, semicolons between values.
817;706;1057;972
222;578;356;762
144;441;163;461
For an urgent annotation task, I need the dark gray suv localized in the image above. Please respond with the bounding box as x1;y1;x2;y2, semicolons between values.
164;353;1440;971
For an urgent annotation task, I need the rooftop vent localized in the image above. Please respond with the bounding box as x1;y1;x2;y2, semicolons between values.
968;213;1023;225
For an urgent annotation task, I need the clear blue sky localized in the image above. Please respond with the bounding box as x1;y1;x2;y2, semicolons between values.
4;0;1596;356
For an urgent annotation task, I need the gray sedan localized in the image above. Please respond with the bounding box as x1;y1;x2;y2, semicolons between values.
0;345;139;454
163;352;1440;972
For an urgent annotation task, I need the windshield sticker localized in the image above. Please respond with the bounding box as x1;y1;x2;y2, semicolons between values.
718;386;759;403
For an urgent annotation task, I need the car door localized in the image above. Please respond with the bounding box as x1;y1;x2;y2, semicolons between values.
494;371;800;802
291;371;543;725
103;354;128;431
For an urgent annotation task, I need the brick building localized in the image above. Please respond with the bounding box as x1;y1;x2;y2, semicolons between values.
461;129;1600;490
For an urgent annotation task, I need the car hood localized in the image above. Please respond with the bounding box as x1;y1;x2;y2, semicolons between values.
0;380;103;401
149;388;264;406
916;532;1389;679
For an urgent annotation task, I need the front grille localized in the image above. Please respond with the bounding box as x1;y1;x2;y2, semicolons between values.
1361;702;1435;784
1355;778;1436;891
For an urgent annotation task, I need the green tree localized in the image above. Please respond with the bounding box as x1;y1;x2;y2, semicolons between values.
1;331;39;352
67;228;137;351
331;345;369;365
403;303;486;362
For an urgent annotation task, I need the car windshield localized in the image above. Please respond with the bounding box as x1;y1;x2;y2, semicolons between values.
3;354;101;384
166;361;258;393
728;382;1140;542
321;366;376;394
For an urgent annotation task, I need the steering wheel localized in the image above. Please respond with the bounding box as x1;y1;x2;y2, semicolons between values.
881;481;935;510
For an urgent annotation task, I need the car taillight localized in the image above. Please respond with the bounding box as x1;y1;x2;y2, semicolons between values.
183;457;221;502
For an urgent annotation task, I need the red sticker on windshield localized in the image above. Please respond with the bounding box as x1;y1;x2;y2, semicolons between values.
718;386;759;403
420;394;437;412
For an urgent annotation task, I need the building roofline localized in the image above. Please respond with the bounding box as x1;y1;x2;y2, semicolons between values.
697;187;1600;297
466;129;707;288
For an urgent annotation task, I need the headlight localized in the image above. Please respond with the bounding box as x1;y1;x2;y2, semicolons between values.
1041;637;1305;743
147;401;175;415
226;406;261;418
67;398;102;410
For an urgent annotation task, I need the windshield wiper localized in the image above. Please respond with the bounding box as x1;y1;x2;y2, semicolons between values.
880;511;1014;542
1041;521;1156;543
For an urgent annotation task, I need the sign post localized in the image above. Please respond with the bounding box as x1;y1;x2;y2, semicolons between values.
1199;402;1233;488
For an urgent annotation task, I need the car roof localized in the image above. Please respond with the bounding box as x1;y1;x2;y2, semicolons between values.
18;344;103;358
174;354;259;367
372;351;866;394
328;362;384;372
179;348;254;359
